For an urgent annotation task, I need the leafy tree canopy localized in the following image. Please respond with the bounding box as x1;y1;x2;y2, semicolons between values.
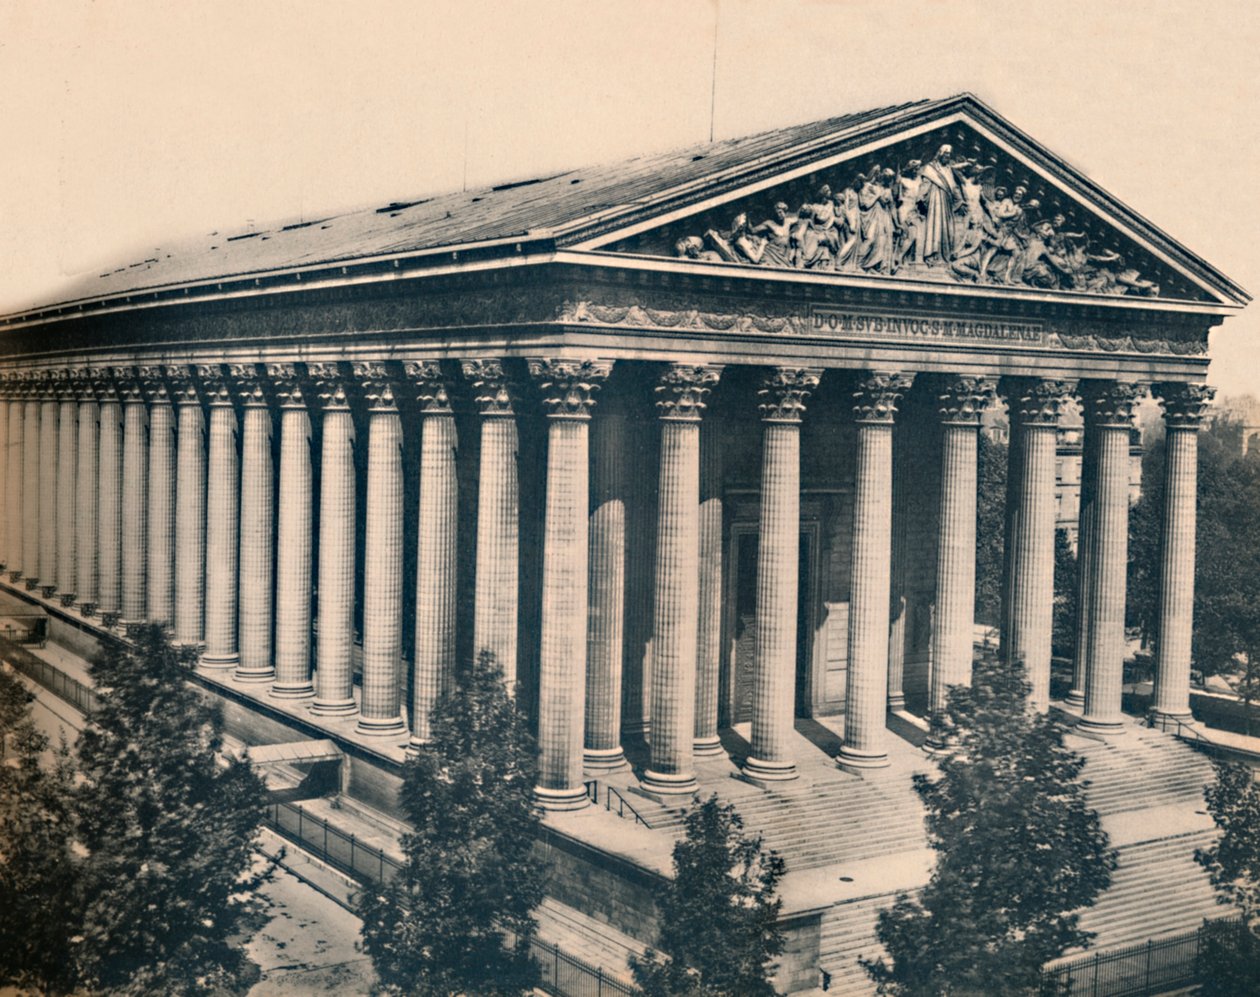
867;654;1115;996
631;795;786;997
975;433;1007;628
358;651;544;997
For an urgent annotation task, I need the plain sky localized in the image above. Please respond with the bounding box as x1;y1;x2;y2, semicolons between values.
1;0;1256;396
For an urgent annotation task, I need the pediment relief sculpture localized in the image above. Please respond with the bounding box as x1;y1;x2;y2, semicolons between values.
617;126;1191;301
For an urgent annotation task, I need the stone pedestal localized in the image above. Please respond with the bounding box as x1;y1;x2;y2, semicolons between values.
200;366;240;669
840;372;911;773
530;359;611;811
171;367;205;645
236;368;275;682
746;368;821;784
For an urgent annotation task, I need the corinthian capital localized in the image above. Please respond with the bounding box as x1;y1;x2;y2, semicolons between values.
937;375;997;426
1003;377;1076;427
1154;382;1214;429
403;360;452;414
758;367;822;423
164;365;199;406
851;371;912;425
138;366;171;404
91;367;119;403
461;359;516;417
267;363;309;409
51;368;77;402
309;362;352;411
112;365;144;404
656;364;722;421
196;364;234;407
230;363;270;408
527;358;613;419
1080;379;1146;428
353;360;399;412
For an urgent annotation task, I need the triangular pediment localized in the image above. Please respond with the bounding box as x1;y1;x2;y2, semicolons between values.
572;97;1245;308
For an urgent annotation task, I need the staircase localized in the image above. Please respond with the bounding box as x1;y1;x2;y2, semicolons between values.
1071;725;1217;816
817;893;901;996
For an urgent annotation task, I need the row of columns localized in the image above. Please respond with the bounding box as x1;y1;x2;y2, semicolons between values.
0;363;1211;810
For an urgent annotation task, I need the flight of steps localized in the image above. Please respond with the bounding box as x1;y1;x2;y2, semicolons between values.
1071;725;1217;816
817;892;901;996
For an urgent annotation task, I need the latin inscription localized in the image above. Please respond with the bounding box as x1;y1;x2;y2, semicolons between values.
810;306;1046;345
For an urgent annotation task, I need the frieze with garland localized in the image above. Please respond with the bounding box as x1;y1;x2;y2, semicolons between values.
608;125;1204;302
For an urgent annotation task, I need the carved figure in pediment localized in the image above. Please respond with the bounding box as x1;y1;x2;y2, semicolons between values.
917;144;963;266
893;160;924;268
832;185;862;270
856;168;896;273
791;184;839;269
674;235;723;263
748;202;795;267
1018;220;1074;289
954;161;995;260
978;184;1032;283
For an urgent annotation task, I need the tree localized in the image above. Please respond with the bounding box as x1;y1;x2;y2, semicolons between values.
0;663;79;994
1195;761;1260;994
73;624;271;996
631;795;785;997
866;653;1115;995
975;434;1008;628
357;651;544;996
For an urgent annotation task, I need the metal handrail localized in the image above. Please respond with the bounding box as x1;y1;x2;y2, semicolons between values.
584;779;651;828
1147;712;1225;759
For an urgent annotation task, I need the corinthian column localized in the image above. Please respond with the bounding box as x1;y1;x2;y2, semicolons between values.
839;371;912;773
622;410;658;741
118;367;149;623
642;364;721;797
406;362;460;746
529;358;612;811
269;364;315;699
74;372;99;614
695;410;725;756
55;372;78;602
1000;378;1074;711
585;394;628;772
142;367;176;625
1067;426;1099;709
170;366;205;646
354;362;407;736
96;370;122;614
927;377;995;739
746;367;822;783
37;375;59;597
199;365;240;669
0;379;9;573
5;382;23;582
310;363;358;716
1079;380;1145;735
463;360;520;688
234;365;275;682
1151;383;1213;722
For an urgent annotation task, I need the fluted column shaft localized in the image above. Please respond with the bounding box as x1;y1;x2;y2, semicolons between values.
840;373;911;771
0;394;8;571
358;366;406;736
622;417;658;740
1068;428;1099;708
645;366;719;796
96;388;122;614
172;373;205;645
145;375;176;625
928;378;994;733
1080;381;1144;734
75;387;98;611
408;363;459;746
201;371;239;668
6;398;22;580
38;395;58;593
1152;383;1212;720
695;413;725;755
120;376;148;621
55;390;78;598
312;369;357;716
271;367;315;698
1002;379;1073;711
23;396;41;586
585;405;628;772
747;368;820;782
236;374;275;681
465;361;520;688
531;359;610;811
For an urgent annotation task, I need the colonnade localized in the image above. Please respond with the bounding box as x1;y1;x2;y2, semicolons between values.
0;363;1211;809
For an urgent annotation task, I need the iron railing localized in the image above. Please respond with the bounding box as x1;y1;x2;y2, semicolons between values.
1146;712;1227;760
1043;916;1242;997
0;634;99;714
529;936;636;997
585;779;651;828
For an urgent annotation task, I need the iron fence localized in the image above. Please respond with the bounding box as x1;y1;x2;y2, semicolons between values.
0;634;99;714
1043;917;1242;997
530;936;636;997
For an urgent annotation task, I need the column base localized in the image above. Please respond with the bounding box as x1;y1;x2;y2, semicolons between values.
8;571;21;583
837;745;891;773
24;578;38;591
1064;689;1085;708
58;593;76;608
234;664;276;684
640;769;698;800
310;697;358;718
742;756;798;785
406;736;432;757
533;784;591;812
198;651;239;670
355;714;407;737
1148;708;1194;730
583;747;629;773
269;682;315;701
693;735;725;758
1076;715;1128;737
887;694;906;711
40;585;57;599
78;602;96;618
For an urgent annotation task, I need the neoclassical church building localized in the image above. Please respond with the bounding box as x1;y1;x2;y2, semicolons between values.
0;96;1248;992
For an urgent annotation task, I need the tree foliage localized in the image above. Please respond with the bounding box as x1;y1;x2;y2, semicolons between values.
74;624;271;996
0;663;79;994
1052;528;1078;661
1195;761;1260;993
867;653;1115;995
357;650;544;996
975;434;1008;628
631;795;785;997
